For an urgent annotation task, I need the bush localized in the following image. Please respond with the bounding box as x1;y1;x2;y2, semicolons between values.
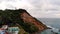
23;23;39;33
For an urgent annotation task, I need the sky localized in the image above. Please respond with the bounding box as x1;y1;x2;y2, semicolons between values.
0;0;60;18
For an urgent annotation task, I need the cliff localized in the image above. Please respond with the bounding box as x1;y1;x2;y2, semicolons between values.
20;9;48;31
0;9;48;34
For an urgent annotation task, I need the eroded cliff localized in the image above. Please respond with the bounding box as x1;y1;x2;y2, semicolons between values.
0;9;48;34
19;9;48;31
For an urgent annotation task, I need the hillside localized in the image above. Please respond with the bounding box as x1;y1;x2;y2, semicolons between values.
0;9;48;34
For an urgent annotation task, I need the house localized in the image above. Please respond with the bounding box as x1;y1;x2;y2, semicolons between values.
0;28;6;34
0;25;8;34
0;25;20;34
2;25;8;30
7;27;20;34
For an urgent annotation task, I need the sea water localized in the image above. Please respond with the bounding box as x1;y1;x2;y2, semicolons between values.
37;18;60;34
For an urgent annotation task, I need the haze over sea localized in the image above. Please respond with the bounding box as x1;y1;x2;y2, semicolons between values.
37;18;60;34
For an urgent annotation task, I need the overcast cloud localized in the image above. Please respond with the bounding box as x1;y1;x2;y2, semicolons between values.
0;0;60;18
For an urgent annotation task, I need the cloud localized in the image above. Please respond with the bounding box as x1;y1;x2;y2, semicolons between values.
0;0;34;10
49;0;60;5
55;14;60;17
0;0;60;18
26;0;60;18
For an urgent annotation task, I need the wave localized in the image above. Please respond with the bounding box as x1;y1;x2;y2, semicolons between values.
47;25;59;32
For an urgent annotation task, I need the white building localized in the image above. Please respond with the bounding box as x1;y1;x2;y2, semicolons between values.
7;27;20;34
0;29;6;34
0;25;8;34
2;25;8;30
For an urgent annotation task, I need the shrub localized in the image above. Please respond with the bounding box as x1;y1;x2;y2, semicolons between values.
23;23;39;33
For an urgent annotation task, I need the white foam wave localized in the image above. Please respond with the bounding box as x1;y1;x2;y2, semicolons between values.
47;25;59;32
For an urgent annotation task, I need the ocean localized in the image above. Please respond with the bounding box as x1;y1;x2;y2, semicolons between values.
37;18;60;34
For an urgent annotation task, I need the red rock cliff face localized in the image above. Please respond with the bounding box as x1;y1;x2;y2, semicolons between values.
20;11;48;31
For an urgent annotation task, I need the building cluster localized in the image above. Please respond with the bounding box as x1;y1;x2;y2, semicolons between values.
0;25;20;34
